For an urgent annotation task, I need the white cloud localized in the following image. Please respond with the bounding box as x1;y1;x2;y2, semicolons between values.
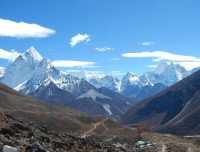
0;18;55;38
122;51;200;62
52;60;98;68
0;48;20;61
174;62;200;71
69;34;90;47
95;47;113;52
141;41;156;46
110;57;119;61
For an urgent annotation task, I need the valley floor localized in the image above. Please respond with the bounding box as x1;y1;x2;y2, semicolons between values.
0;112;200;152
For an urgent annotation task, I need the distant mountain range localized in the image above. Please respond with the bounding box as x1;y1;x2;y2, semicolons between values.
122;69;200;135
77;70;121;91
0;47;134;119
77;59;198;100
0;47;199;119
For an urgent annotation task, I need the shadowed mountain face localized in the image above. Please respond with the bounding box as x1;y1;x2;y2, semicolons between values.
122;70;200;135
0;82;105;133
0;82;46;112
64;88;135;119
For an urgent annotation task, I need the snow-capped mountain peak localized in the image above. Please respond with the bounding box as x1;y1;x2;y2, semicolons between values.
155;62;187;75
155;62;168;74
0;47;48;88
77;71;121;91
121;72;139;85
77;70;103;80
153;62;187;84
24;46;43;62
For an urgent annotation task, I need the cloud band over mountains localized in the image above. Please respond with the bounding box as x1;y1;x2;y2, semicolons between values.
52;60;97;68
122;51;200;62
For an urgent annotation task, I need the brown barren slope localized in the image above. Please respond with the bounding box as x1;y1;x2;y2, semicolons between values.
0;83;200;151
0;82;104;134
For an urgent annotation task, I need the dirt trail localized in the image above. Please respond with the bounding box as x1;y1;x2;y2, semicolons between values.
81;118;108;138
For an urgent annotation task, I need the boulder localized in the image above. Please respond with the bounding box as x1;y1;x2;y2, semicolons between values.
2;145;18;152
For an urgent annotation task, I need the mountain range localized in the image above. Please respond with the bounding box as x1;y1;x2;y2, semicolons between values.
77;61;196;100
0;47;134;119
0;47;199;119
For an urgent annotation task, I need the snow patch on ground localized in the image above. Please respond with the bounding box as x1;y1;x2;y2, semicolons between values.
126;101;132;105
102;104;112;115
76;89;111;101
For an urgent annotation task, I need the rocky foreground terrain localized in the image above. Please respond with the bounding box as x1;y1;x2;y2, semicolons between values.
0;112;200;152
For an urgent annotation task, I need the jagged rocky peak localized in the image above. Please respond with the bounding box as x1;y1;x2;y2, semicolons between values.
120;72;139;91
154;62;169;74
11;46;43;67
170;62;187;73
155;62;187;75
121;72;139;84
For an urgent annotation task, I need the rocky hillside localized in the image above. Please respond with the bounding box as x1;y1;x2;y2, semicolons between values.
0;82;200;151
122;69;200;135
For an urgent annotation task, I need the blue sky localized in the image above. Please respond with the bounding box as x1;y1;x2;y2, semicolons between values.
1;0;200;77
